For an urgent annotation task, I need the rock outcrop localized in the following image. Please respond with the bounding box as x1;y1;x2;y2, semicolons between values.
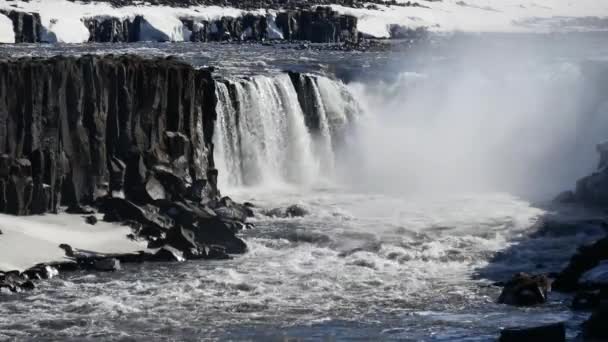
553;237;608;292
0;55;250;261
6;7;357;44
0;55;218;215
497;273;552;306
0;10;42;43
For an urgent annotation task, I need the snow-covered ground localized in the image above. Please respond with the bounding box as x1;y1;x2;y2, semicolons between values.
334;0;608;37
1;0;607;43
0;213;148;272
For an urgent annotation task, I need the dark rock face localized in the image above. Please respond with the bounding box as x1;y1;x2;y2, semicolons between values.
84;16;142;43
497;273;551;306
0;55;218;215
276;7;357;43
583;305;608;340
553;237;608;292
0;10;42;43
499;323;565;342
6;7;356;44
571;141;608;207
93;258;121;271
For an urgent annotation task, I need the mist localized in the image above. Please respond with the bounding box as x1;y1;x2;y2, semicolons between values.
337;34;608;200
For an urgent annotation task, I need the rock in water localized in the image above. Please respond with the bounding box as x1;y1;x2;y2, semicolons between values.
93;258;121;272
583;305;608;340
554;237;608;292
498;273;551;306
499;323;565;342
19;280;36;291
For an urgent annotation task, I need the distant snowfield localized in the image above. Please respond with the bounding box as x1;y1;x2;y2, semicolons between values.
335;0;608;37
0;0;607;43
0;213;148;272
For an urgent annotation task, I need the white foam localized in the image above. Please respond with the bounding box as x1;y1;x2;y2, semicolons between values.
0;213;148;272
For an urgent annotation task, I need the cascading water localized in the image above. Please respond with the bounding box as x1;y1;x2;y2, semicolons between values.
213;73;360;189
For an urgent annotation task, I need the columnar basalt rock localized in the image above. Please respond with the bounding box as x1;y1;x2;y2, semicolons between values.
0;10;42;43
0;55;218;215
4;7;357;44
277;7;357;43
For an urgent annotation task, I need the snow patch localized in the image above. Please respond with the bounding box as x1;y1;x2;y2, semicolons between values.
0;13;14;44
0;213;148;272
329;0;608;37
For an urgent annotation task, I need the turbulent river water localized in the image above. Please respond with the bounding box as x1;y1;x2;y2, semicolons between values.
1;33;608;340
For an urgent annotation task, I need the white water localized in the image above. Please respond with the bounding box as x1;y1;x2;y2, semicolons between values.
213;74;358;190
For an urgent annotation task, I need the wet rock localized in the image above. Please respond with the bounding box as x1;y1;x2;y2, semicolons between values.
85;215;98;225
19;280;35;291
554;237;608;292
572;290;602;311
553;190;576;203
150;245;186;262
264;204;309;218
579;260;608;288
101;198;173;237
583;305;608;340
213;196;253;221
164;226;198;251
497;273;551;306
23;265;59;280
499;322;565;342
93;258;121;272
194;217;247;254
286;204;309;217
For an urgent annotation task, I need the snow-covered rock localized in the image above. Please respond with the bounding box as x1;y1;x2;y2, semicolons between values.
0;12;15;43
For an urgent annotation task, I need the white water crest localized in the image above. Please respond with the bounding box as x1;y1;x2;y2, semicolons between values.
214;74;360;189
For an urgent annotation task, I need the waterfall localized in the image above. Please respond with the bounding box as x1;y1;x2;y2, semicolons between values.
213;73;360;188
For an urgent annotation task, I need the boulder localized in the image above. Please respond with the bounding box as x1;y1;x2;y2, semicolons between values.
23;265;59;280
93;258;121;272
19;280;35;291
165;226;198;251
194;217;247;254
572;290;603;311
498;273;551;306
264;204;309;218
499;322;565;342
149;245;186;262
85;215;98;225
579;260;608;288
554;237;608;292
